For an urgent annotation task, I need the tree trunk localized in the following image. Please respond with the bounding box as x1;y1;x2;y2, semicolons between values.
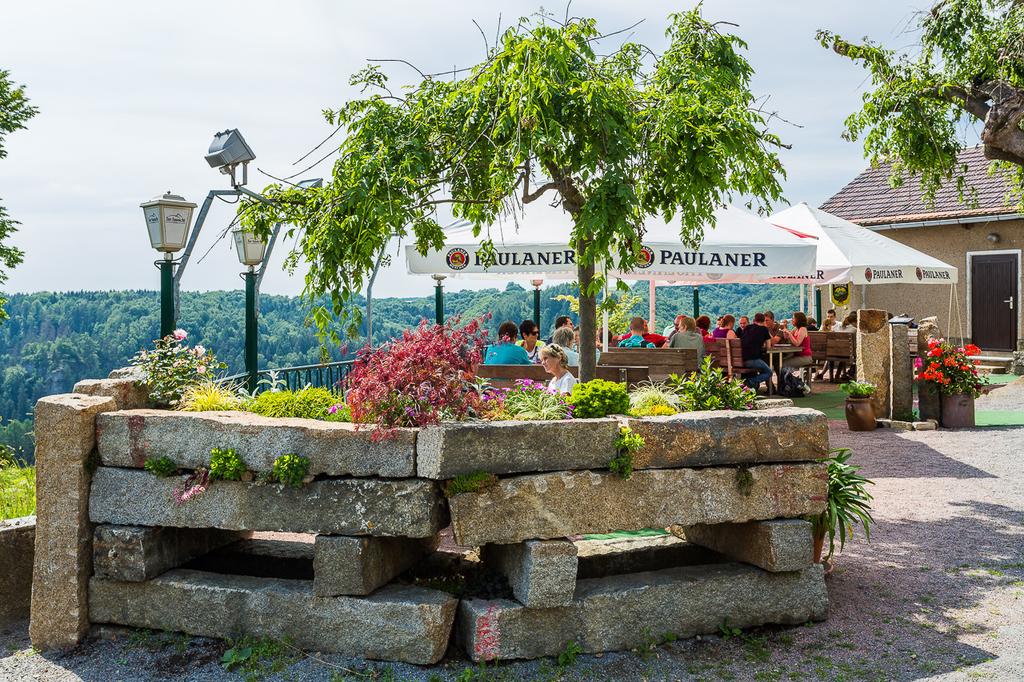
577;256;597;382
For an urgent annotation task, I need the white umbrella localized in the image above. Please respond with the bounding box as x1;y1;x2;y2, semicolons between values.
768;203;958;285
405;204;817;281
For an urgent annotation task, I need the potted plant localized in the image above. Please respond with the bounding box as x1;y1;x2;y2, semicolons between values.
808;448;874;573
841;381;877;431
918;339;986;428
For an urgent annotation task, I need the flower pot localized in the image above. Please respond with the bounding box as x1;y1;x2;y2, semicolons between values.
845;397;877;431
917;381;941;423
940;393;975;428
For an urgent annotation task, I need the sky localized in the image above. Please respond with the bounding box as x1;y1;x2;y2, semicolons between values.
0;0;946;299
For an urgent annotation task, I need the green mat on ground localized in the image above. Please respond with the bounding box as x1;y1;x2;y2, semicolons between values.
582;528;670;541
976;410;1024;427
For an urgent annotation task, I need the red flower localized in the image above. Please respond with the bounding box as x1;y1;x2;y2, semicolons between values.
963;344;981;357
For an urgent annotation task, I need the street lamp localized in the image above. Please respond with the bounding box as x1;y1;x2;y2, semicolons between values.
432;274;446;325
140;191;196;337
530;279;544;329
232;226;268;392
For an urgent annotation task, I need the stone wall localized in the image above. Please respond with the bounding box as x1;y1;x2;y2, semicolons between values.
0;516;35;627
30;374;831;663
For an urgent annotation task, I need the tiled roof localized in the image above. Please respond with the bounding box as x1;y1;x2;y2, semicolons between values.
820;147;1017;226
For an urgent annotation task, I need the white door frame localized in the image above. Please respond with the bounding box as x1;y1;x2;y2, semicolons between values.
965;249;1022;349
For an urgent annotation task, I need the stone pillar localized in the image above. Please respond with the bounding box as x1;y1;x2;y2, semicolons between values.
916;319;943;420
313;535;438;597
889;322;913;420
30;393;117;650
855;309;890;417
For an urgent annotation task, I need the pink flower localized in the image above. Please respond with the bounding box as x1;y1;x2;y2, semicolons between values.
173;329;188;341
193;344;206;356
196;365;207;374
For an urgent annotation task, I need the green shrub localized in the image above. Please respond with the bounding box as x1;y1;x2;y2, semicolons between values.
609;426;644;479
247;387;339;420
143;456;178;478
629;404;677;417
568;379;630;418
841;381;876;398
209;447;246;481
667;356;754;411
271;454;310;488
443;471;499;497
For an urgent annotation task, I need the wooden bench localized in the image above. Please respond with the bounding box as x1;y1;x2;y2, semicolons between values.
477;364;650;389
597;348;699;382
706;339;754;378
808;331;829;364
825;332;856;382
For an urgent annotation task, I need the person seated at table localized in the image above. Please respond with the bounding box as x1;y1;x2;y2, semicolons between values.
484;320;532;365
540;344;578;394
711;314;739;340
740;313;774;391
551;326;580;366
764;311;783;343
695;315;712;341
737;315;750;337
618;317;657;348
835;312;856;332
544;315;574;344
824;309;838;332
666;315;685;342
807;317;819;331
516;319;546;363
780;312;813;376
668;315;706;360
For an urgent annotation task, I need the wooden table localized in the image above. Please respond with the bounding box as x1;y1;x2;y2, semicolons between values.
766;345;803;395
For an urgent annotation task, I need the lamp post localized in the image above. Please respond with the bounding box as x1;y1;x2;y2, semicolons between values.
692;286;700;317
232;226;268;393
140;192;196;337
432;274;446;325
530;279;543;329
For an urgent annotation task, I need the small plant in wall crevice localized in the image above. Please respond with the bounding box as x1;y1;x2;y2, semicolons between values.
209;447;246;482
609;426;644;479
173;468;209;504
271;454;310;488
143;456;178;478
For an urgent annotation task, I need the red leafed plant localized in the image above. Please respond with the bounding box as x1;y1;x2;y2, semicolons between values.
346;317;489;438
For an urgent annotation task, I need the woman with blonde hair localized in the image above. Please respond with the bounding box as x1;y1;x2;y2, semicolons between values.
539;344;577;394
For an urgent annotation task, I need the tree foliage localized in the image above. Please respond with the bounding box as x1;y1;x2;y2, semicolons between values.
0;69;39;322
819;0;1024;203
240;9;787;379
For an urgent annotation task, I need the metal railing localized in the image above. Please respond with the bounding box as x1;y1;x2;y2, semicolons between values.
221;360;355;394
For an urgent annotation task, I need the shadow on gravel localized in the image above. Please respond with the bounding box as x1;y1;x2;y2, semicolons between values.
831;426;997;479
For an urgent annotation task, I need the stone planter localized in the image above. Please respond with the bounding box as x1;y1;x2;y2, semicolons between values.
940;393;976;429
844;397;876;431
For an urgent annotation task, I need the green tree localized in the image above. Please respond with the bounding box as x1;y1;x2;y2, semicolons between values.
0;69;38;322
240;9;786;380
818;1;1024;202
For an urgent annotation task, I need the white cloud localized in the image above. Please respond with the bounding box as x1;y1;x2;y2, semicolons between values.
1;0;929;299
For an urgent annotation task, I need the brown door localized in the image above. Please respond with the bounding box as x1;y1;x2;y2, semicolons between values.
971;253;1018;351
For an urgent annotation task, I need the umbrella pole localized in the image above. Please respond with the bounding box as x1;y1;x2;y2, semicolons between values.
649;280;656;331
692;286;700;317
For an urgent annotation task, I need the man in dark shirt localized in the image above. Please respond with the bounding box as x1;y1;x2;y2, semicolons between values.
740;313;773;391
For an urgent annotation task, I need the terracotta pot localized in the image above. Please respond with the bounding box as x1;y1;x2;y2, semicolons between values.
940;393;975;428
845;397;877;431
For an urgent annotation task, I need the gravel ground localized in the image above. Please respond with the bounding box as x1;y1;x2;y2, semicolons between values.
3;380;1023;682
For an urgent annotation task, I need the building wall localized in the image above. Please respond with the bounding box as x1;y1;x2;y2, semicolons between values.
815;218;1024;349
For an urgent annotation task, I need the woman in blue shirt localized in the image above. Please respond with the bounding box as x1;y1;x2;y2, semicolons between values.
484;320;533;364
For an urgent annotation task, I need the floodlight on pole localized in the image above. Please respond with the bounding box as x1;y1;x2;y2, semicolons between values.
205;129;256;188
140;191;196;337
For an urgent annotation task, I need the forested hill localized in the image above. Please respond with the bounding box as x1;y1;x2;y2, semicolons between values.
0;283;799;459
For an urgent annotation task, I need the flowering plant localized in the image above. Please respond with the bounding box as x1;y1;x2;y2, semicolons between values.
917;339;986;397
483;379;574;421
131;330;227;406
345;317;489;438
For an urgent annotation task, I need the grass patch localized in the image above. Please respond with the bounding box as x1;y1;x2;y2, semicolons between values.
0;460;35;520
443;471;499;497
